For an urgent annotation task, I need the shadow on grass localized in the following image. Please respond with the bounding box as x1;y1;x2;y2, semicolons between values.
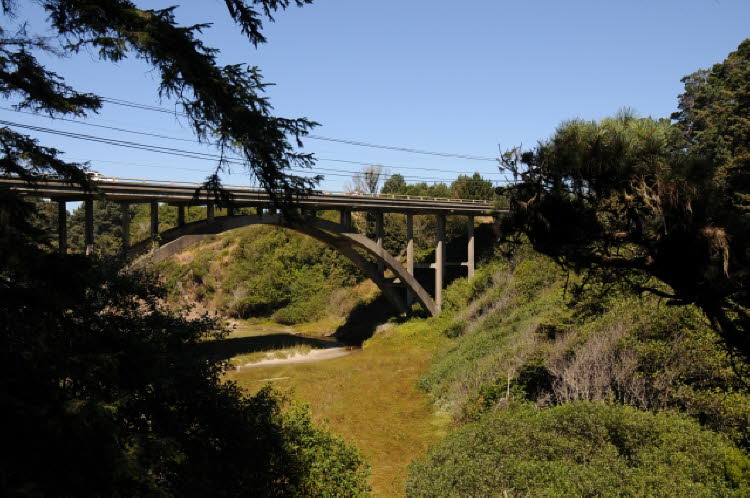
334;294;398;346
194;334;334;363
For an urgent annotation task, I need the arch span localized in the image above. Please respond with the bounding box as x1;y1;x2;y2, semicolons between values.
131;214;437;316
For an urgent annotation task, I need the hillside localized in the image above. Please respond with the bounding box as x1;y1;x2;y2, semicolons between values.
408;249;750;495
155;223;370;331
154;233;750;495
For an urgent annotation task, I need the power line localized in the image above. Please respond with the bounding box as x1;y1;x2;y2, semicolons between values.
0;106;505;178
0;119;508;185
98;96;499;162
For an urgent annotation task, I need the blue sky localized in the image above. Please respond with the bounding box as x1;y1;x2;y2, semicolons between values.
5;0;750;191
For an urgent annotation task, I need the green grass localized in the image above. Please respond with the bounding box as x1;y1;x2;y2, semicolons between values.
228;318;451;497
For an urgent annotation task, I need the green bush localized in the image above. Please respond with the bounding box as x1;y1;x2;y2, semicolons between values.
422;249;750;444
407;402;750;496
278;396;371;496
157;225;364;321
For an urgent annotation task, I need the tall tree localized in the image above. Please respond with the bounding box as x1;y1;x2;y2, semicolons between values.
68;199;132;255
498;107;749;365
450;172;494;200
671;39;750;249
381;172;407;194
0;0;320;217
0;2;370;494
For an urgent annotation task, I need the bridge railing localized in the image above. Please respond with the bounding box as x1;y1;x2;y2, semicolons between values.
100;177;494;204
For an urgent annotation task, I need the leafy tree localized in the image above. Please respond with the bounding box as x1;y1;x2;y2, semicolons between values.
0;1;370;494
381;173;407;194
499;106;749;364
450;172;494;200
67;199;134;255
671;39;750;259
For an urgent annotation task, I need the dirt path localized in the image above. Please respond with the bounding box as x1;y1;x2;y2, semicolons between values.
235;346;355;369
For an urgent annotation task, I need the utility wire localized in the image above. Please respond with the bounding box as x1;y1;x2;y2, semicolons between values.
0;106;505;178
98;97;499;162
0;119;507;185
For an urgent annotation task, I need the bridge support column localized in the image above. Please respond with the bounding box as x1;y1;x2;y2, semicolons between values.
206;202;215;222
228;205;235;217
302;208;316;219
467;215;475;279
435;214;445;311
177;205;185;227
120;202;130;250
375;211;384;276
84;198;94;256
406;213;414;309
150;201;159;248
57;200;67;255
340;209;351;230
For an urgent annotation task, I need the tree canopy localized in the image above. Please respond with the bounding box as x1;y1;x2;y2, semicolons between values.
0;2;371;495
498;41;750;365
450;173;494;200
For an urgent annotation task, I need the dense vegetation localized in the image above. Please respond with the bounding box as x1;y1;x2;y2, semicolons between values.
407;42;750;494
499;40;750;363
1;1;374;496
157;223;365;324
409;402;748;496
2;256;370;496
429;251;749;436
405;249;750;494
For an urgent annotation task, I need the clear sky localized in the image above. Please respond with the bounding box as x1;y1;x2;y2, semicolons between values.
5;0;750;191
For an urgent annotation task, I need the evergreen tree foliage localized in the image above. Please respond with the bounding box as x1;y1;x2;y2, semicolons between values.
499;43;750;363
0;2;370;495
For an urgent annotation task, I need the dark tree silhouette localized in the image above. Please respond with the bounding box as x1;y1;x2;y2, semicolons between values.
0;2;370;495
499;103;748;367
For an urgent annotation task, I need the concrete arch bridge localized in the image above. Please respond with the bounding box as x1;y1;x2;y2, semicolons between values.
2;176;500;315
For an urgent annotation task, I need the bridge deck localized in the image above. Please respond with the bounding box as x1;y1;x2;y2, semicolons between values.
0;177;496;215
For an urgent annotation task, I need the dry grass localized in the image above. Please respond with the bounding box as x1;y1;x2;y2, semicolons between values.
228;319;450;497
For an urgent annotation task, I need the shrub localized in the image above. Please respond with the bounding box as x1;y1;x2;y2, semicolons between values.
407;402;750;496
423;248;750;443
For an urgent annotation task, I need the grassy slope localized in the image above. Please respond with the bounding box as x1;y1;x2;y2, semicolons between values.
228;319;451;497
157;224;372;328
154;218;750;494
406;249;750;494
420;251;750;444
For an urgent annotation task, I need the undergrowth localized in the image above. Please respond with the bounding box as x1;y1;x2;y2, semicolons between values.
409;247;750;495
156;224;367;324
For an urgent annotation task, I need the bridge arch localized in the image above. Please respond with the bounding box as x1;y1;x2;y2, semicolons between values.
130;213;437;316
